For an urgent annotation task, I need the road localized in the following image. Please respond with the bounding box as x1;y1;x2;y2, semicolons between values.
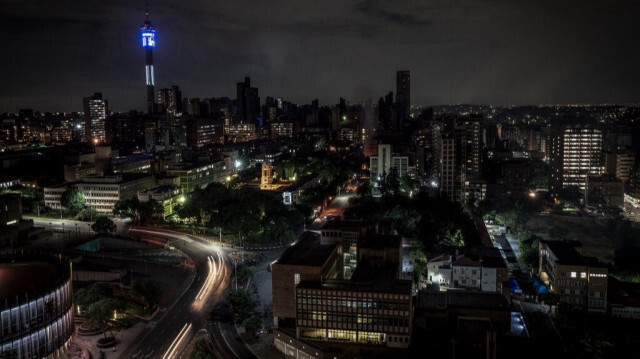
116;227;251;359
309;193;354;230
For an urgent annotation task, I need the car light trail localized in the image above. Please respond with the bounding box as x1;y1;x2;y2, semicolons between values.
162;322;192;359
196;256;215;301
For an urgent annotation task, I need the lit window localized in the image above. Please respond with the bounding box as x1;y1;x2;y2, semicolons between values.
580;272;587;279
294;273;300;285
571;272;576;278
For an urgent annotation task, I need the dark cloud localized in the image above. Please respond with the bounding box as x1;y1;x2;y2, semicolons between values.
355;0;430;26
1;0;640;112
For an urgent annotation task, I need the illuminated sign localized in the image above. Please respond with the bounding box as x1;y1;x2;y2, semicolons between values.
141;30;155;48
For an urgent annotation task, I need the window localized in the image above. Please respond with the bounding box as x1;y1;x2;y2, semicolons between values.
570;272;577;278
294;273;300;285
580;272;587;279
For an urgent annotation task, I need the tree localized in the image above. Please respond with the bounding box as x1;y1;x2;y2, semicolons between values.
228;290;256;320
356;180;372;198
61;187;85;214
86;298;124;339
519;236;540;268
410;249;427;284
557;185;581;204
75;283;112;309
189;338;214;359
131;279;162;307
242;315;262;336
76;207;99;221
92;216;117;235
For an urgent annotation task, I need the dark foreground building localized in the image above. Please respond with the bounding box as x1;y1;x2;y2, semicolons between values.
272;225;412;359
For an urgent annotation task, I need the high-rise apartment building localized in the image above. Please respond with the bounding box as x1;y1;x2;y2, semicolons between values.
395;71;410;121
550;122;603;196
157;85;182;119
236;77;260;125
83;92;108;143
438;115;483;202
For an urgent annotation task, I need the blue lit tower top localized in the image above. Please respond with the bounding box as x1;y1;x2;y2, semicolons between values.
141;2;156;115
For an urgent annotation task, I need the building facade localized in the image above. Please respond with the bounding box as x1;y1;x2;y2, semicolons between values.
272;228;413;359
550;123;603;196
539;240;608;313
83;93;107;143
0;254;74;359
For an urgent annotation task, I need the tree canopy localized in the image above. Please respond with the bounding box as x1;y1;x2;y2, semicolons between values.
91;216;117;235
61;187;85;214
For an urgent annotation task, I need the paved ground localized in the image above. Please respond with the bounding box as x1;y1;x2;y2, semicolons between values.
240;248;289;359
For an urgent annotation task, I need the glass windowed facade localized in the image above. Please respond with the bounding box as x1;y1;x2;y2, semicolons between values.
0;257;73;359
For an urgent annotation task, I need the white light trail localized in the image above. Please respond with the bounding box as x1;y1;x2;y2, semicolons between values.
162;322;192;359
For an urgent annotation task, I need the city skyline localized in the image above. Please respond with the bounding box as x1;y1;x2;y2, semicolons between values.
2;0;640;112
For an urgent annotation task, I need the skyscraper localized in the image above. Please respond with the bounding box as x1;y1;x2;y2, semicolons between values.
236;77;260;125
83;92;108;143
140;4;156;115
396;71;410;120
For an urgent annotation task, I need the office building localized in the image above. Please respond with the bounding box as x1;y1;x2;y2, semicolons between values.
83;93;108;143
272;228;413;359
166;161;227;193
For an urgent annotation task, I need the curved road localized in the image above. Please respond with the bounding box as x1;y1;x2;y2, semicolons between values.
117;227;254;359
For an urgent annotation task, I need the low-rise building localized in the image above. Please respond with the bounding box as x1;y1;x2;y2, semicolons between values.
79;174;154;213
426;247;508;294
166;161;227;193
539;240;608;313
137;185;183;219
281;174;321;206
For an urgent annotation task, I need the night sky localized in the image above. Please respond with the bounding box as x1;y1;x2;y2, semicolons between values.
2;0;640;112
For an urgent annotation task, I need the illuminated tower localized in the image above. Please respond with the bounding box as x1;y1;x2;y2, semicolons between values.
140;3;156;115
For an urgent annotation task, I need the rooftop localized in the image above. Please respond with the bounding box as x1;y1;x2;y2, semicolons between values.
299;264;412;294
274;231;337;267
416;290;510;310
0;260;65;299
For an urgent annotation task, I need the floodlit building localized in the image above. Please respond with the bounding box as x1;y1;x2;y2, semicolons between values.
426;247;508;293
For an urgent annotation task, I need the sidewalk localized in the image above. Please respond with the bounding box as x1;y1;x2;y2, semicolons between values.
236;248;288;359
72;320;148;359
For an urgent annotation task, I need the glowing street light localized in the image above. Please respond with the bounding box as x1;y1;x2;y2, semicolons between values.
179;195;186;203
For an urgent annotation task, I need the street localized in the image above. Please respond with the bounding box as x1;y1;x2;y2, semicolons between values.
115;227;249;359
